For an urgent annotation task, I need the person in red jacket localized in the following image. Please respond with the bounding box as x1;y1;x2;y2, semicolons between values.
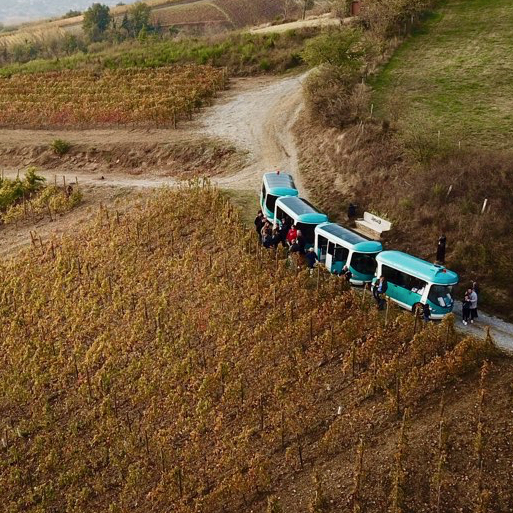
286;225;298;246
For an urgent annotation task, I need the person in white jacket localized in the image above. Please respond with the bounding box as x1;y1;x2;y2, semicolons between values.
469;289;478;323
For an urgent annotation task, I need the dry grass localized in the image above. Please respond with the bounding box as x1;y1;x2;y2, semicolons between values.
294;114;513;320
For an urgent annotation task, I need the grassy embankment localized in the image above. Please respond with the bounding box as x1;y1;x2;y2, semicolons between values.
0;29;319;77
297;0;513;319
0;184;511;512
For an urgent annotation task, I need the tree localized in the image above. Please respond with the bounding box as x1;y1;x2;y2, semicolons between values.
127;2;153;38
62;10;82;19
302;0;315;20
83;3;112;42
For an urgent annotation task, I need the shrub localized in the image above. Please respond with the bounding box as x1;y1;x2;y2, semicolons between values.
51;139;72;156
301;28;366;70
259;58;271;71
303;65;364;128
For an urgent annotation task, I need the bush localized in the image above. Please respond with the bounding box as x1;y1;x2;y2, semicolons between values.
50;139;72;156
301;28;366;70
303;65;366;128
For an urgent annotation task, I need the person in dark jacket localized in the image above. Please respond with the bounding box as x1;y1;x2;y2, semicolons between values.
348;203;357;220
462;288;472;325
422;302;431;321
305;247;319;269
254;210;264;236
279;218;291;247
341;265;353;283
271;227;281;249
295;230;306;254
436;234;446;264
373;276;388;310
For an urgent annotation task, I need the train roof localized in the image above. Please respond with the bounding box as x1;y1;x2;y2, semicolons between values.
316;223;383;253
276;196;329;224
377;251;459;285
263;172;298;196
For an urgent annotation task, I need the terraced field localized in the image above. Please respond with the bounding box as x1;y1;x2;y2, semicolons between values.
0;0;292;49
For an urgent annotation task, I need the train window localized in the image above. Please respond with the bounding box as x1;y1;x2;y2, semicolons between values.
334;246;349;263
296;223;316;245
318;235;328;257
327;242;348;262
382;265;427;293
265;194;278;213
261;183;266;200
351;253;377;275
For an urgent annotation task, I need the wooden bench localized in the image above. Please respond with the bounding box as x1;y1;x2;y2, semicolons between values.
355;212;392;239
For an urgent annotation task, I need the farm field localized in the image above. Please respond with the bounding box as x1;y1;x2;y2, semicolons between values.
0;0;294;50
0;184;512;512
0;65;226;128
372;0;513;149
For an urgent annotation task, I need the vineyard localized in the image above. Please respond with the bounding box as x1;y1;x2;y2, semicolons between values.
0;184;511;512
0;168;82;225
0;65;226;128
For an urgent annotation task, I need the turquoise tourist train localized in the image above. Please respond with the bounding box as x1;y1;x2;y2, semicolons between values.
374;251;459;319
260;172;298;221
274;196;328;248
314;223;382;285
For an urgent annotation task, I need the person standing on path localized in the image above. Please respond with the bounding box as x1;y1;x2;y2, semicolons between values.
462;288;472;325
469;287;478;323
373;276;388;310
436;234;447;264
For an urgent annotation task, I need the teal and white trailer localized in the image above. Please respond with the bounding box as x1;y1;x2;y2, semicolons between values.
315;223;382;284
374;251;459;319
260;172;298;221
274;196;329;248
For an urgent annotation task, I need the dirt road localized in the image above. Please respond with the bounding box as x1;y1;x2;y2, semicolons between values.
250;15;342;34
0;73;306;192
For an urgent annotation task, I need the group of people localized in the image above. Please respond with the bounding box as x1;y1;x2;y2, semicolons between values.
256;210;481;325
254;210;319;269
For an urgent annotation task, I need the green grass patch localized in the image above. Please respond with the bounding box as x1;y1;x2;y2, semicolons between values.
372;0;513;149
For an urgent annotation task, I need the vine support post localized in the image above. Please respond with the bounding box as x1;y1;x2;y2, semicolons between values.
361;283;367;308
280;410;285;450
385;299;390;326
297;435;304;469
259;395;265;431
395;373;401;418
351;341;357;377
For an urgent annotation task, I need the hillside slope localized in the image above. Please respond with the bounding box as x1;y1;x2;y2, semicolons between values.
0;185;512;512
295;0;513;320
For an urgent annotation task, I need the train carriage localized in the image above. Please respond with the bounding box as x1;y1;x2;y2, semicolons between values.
374;251;459;319
260;172;298;221
315;223;382;284
274;196;328;249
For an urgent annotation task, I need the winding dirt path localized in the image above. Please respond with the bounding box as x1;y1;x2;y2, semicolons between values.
0;73;306;192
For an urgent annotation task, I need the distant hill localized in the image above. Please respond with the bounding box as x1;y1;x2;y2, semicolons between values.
0;0;296;49
0;1;121;25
